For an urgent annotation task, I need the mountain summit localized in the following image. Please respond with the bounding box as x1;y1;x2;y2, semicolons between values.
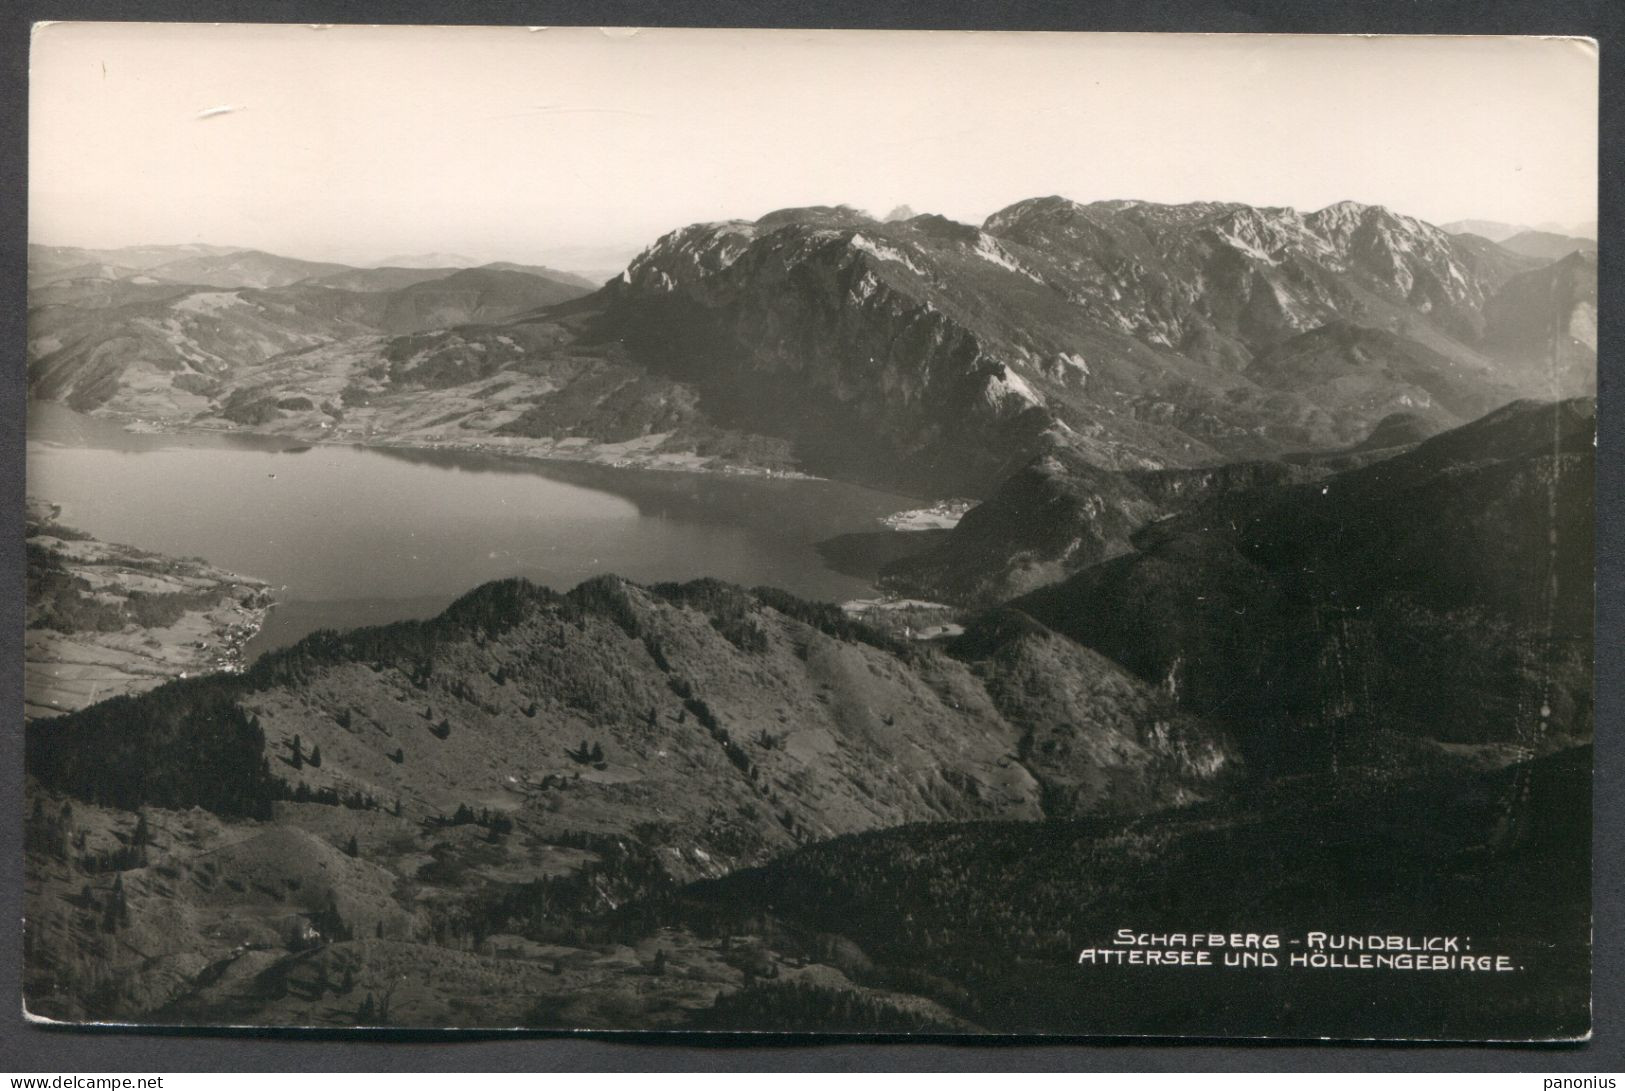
27;197;1595;495
587;197;1578;491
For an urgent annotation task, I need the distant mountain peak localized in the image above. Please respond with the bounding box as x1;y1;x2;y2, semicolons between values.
28;192;1596;495
982;195;1089;231
1308;199;1395;233
755;205;875;230
1439;219;1528;243
1316;198;1375;215
1496;230;1596;262
373;251;482;269
143;248;354;290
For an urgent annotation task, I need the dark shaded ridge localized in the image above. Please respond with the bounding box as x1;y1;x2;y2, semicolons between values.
947;607;1054;660
246;577;565;688
611;745;1589;1038
22;574;919;820
597;214;1083;496
24;578;567;817
748;584;911;656
1013;397;1595;777
24;685;280;818
879;449;1326;607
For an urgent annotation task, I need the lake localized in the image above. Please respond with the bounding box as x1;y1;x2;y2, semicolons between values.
25;403;919;660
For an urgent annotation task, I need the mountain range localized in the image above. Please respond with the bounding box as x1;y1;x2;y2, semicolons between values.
1439;218;1597;243
29;197;1597;497
1493;230;1597;262
23;396;1593;1030
22;197;1598;1032
26;248;599;415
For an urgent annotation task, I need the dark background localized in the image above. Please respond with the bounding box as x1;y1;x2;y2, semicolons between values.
2;0;1620;1072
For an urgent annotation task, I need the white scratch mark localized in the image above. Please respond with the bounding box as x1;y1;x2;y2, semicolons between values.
196;105;242;121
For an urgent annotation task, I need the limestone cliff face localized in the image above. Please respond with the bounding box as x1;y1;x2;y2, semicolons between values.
984;197;1519;355
27;199;1596;496
607;214;1075;491
599;199;1579;494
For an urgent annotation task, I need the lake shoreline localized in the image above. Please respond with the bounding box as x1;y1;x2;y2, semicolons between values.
107;411;849;487
28;407;937;666
24;497;276;720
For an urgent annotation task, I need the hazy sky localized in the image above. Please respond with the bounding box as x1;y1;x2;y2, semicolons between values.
30;24;1598;269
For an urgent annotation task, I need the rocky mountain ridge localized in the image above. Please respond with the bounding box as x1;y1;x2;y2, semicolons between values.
591;196;1586;490
28;197;1596;496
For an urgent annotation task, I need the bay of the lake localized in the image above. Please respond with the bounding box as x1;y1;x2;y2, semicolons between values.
26;403;917;659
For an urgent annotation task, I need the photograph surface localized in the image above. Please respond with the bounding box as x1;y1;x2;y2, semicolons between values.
21;25;1598;1039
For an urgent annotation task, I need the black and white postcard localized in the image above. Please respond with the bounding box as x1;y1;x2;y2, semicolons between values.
21;24;1598;1040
